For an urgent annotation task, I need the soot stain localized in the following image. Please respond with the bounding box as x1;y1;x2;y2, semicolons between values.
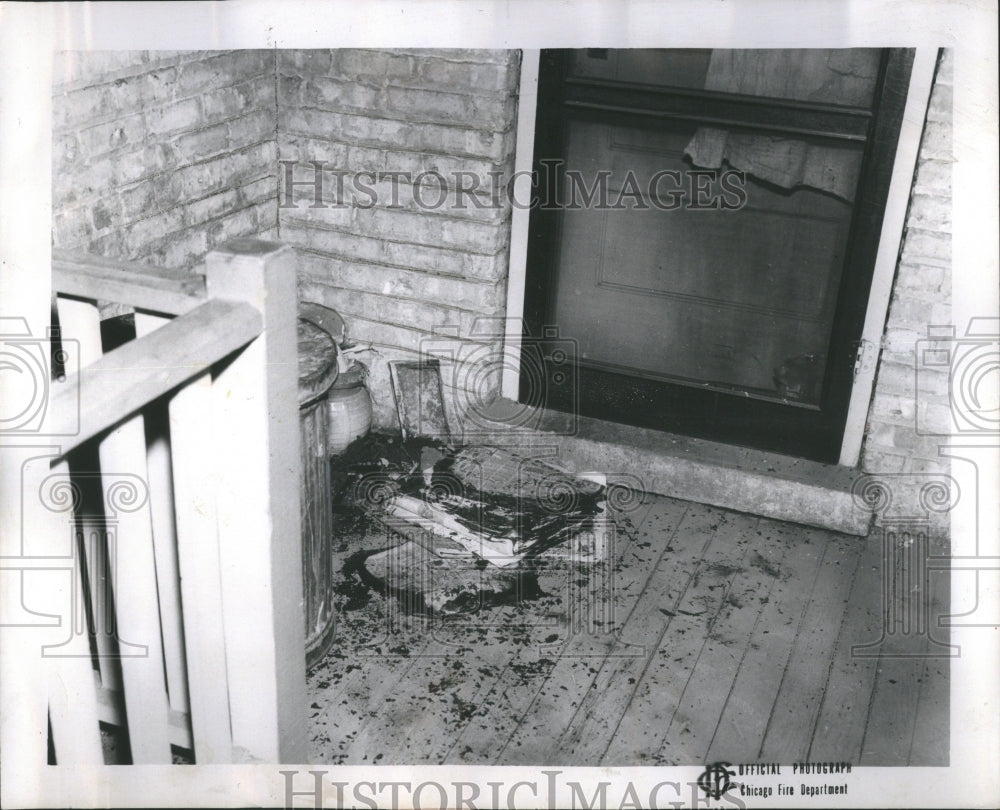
749;551;783;579
339;546;549;619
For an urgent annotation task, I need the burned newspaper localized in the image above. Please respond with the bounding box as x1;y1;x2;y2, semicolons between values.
343;440;607;566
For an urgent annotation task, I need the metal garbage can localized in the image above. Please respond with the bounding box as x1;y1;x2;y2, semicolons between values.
297;315;339;667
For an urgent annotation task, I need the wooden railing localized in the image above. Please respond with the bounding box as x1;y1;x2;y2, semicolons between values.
35;239;307;764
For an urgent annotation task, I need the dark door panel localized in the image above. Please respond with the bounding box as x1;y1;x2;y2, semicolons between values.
522;48;914;463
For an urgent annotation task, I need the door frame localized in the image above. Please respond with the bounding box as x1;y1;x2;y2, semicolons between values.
501;47;939;467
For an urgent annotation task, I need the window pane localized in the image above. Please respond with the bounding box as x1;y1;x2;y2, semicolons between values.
570;48;881;108
550;119;864;405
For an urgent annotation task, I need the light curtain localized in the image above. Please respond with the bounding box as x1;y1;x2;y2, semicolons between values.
684;49;879;202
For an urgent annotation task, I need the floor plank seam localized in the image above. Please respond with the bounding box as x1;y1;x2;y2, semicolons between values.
652;519;760;764
589;505;719;764
805;537;867;762
755;531;835;760
494;503;690;764
307;491;947;767
705;526;791;760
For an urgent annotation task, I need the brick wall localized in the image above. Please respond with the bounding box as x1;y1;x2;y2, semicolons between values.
52;50;278;293
276;49;520;432
52;47;956;499
862;49;953;530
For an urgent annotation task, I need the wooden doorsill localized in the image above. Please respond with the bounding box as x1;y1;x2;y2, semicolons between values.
462;398;873;536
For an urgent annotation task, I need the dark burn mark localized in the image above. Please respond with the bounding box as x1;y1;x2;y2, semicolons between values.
749;550;783;579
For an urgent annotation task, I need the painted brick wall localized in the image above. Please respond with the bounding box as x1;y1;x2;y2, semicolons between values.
862;49;953;529
276;49;520;433
52;50;278;293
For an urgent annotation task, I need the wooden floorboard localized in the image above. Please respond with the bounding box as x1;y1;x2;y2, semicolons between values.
908;561;950;766
338;539;523;763
354;599;541;763
309;618;438;763
860;531;953;766
494;497;692;765
859;654;924;765
706;522;828;764
307;523;446;762
808;528;884;762
307;491;949;768
909;654;950;766
758;531;864;762
446;494;682;764
555;503;737;764
595;506;758;765
655;517;794;765
444;640;558;764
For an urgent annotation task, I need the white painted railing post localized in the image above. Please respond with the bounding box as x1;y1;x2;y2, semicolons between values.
206;239;307;763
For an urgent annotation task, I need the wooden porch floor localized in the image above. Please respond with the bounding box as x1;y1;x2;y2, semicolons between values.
307;494;949;766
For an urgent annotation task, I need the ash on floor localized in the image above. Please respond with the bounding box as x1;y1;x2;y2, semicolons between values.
306;451;651;763
327;433;611;620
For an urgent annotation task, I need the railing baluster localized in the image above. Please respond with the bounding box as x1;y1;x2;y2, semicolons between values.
57;294;173;763
35;455;106;766
169;371;235;763
97;408;173;763
49;299;262;453
135;313;190;719
56;297;122;693
41;240;309;765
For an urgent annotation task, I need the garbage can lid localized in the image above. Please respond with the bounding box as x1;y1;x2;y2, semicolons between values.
299;301;347;345
297;319;339;405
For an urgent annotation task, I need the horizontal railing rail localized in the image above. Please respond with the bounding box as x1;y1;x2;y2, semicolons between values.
49;298;262;456
52;249;207;316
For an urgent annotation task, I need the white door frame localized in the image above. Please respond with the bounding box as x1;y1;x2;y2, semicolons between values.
501;47;939;468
